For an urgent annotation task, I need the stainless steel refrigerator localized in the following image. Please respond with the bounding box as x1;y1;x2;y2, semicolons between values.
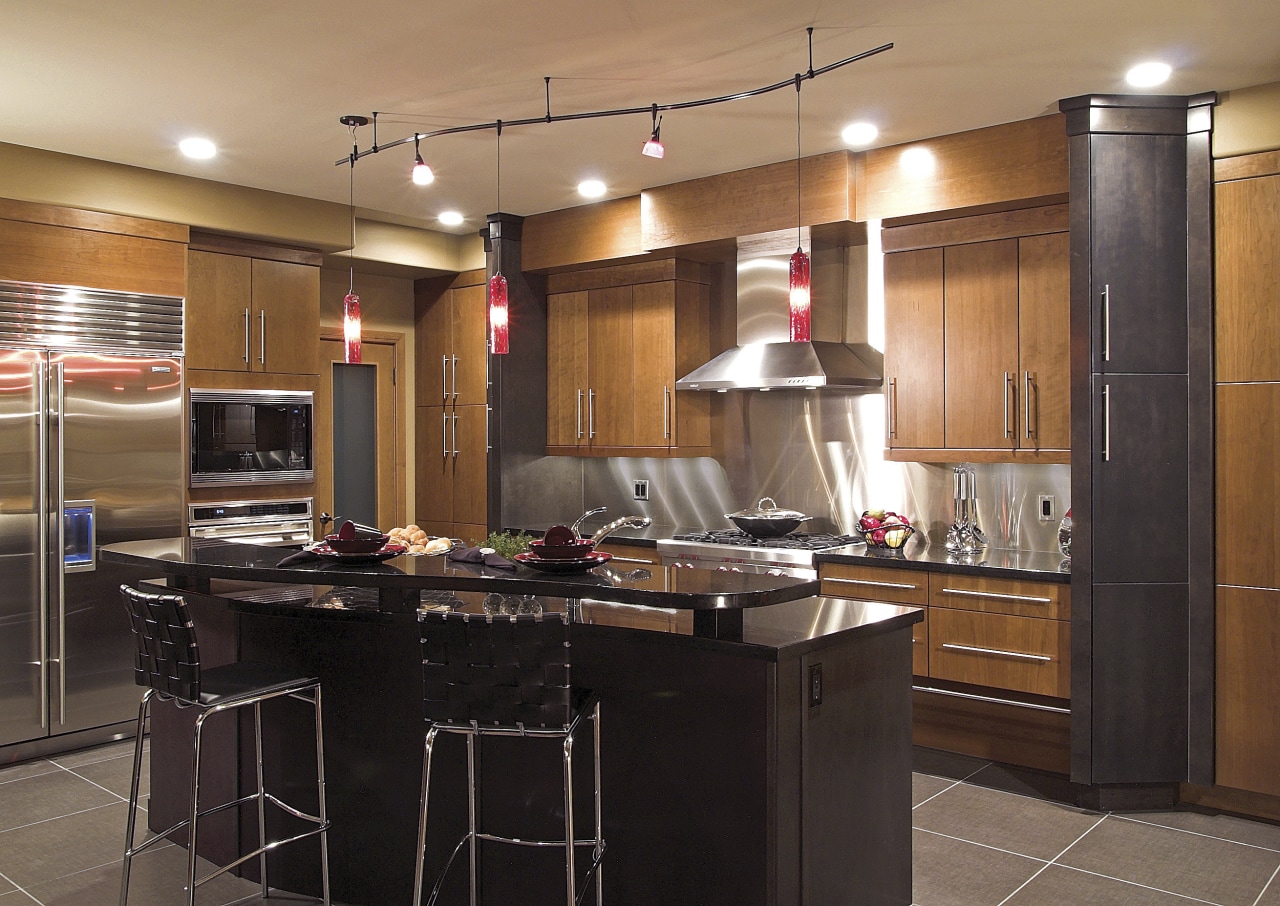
0;282;184;754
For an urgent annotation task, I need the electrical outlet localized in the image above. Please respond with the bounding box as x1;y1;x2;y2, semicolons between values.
633;479;650;501
809;663;823;707
1038;494;1055;522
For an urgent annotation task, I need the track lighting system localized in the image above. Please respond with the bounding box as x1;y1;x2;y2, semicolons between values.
642;104;664;159
411;135;434;185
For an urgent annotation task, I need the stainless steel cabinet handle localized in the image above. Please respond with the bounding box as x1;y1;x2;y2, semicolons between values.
1003;372;1011;439
485;406;491;452
941;642;1051;663
1102;384;1111;462
825;576;921;591
576;389;583;440
1023;371;1032;439
588;389;596;440
451;356;458;401
259;310;266;365
35;362;48;730
663;386;671;440
452;413;459;457
53;362;65;725
606;556;657;565
1102;284;1111;362
243;309;251;364
887;377;897;440
939;587;1052;604
442;413;449;460
442;355;449;403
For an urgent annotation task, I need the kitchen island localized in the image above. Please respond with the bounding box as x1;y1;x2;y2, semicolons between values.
102;539;920;906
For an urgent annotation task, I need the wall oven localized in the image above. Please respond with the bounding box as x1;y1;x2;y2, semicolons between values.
189;389;313;487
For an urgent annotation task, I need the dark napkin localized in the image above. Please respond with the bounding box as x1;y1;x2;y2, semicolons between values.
446;546;516;570
276;549;324;567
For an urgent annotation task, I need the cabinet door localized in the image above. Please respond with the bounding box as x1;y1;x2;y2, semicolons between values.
883;249;944;449
251;259;319;375
186;251;252;372
673;280;712;449
1089;134;1188;375
632;282;676;448
418;287;452;406
451;404;489;528
587;286;634;448
1216;585;1280;796
452;283;488;406
1216;383;1280;588
415;405;453;524
1215;174;1280;383
1018;233;1071;450
547;292;588;449
1091;373;1188;584
944;240;1019;450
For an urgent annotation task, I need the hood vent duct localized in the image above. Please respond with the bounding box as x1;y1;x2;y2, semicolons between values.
676;228;883;391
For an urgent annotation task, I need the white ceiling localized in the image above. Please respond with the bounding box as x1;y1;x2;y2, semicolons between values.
3;0;1278;236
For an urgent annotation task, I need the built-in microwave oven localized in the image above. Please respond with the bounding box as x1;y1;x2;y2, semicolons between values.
189;389;314;487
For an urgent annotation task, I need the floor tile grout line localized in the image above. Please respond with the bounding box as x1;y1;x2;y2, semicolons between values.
912;777;966;811
911;761;994;811
48;758;130;803
0;763;60;786
913;826;1052;864
993;812;1107;906
0;868;45;906
1114;812;1280;855
0;799;124;836
1251;861;1280;906
1053;862;1229;905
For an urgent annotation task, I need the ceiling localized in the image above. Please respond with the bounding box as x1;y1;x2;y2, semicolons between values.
4;0;1278;238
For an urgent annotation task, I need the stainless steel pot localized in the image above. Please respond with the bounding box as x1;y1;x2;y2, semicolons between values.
724;497;812;538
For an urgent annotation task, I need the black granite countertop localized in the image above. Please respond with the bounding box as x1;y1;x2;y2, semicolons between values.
816;539;1071;583
102;538;819;610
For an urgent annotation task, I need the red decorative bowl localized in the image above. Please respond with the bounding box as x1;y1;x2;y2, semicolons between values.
324;533;390;554
528;538;597;560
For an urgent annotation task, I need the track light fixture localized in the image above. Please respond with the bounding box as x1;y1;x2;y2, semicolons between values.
642;104;665;159
411;135;434;186
789;71;811;343
488;121;509;356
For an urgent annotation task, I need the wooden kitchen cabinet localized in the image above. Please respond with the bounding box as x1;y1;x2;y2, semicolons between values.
1215;173;1280;383
418;276;488;407
546;259;712;457
883;248;945;451
186;250;319;374
929;608;1070;699
1216;585;1280;797
882;210;1070;463
414;404;488;545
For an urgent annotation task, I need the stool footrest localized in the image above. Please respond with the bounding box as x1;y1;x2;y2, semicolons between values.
194;821;332;888
474;831;605;848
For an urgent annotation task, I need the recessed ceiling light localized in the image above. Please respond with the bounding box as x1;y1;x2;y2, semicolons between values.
178;137;217;160
438;211;464;227
578;179;607;199
1126;61;1172;88
841;122;879;147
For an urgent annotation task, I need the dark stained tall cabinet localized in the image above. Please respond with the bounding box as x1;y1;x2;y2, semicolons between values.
1060;94;1216;791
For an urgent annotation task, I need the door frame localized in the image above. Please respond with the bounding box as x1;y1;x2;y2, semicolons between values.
318;328;408;529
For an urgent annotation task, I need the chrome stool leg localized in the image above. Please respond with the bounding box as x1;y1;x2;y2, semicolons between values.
313;685;331;906
467;732;478;906
593;703;603;906
119;691;152;906
254;700;268;898
413;727;440;906
564;734;577;906
187;712;207;906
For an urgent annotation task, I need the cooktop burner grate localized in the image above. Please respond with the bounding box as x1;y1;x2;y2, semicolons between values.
670;530;862;551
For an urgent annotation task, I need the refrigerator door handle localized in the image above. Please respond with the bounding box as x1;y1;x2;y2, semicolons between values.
52;361;66;726
34;361;49;730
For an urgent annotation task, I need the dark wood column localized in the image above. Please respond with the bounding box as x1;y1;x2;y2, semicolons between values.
1059;93;1216;797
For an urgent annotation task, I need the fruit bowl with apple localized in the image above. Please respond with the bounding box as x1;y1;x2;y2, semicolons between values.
857;509;916;550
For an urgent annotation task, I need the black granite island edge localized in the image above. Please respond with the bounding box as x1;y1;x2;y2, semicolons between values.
123;543;918;906
817;540;1072;583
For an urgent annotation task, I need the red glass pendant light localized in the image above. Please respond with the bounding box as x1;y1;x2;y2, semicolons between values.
488;273;509;355
343;292;362;363
788;248;811;342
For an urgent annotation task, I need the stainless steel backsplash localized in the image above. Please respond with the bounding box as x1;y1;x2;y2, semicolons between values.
501;389;1070;552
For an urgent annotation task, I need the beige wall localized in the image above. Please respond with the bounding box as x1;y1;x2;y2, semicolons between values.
1215;81;1280;158
320;267;418;525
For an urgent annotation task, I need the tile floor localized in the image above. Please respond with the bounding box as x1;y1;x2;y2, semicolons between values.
3;739;1280;905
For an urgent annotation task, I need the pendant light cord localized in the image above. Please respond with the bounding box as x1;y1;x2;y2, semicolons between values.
795;74;802;250
495;120;503;274
348;122;357;294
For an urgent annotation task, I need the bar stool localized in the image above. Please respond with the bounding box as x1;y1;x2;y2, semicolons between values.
117;585;331;906
413;609;604;906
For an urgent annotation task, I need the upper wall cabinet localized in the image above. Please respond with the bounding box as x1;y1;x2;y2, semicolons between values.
186;249;320;375
545;259;712;457
1215;172;1280;383
882;205;1070;462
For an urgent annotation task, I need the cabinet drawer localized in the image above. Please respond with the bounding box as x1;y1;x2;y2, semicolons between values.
595;543;661;566
819;563;929;605
930;609;1069;698
929;573;1069;620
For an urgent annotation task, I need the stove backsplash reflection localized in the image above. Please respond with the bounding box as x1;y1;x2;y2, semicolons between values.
505;391;1069;554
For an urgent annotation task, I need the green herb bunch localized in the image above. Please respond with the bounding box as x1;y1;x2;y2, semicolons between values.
480;531;534;560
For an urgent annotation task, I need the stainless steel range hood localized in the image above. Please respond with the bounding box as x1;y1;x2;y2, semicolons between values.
676;228;883;391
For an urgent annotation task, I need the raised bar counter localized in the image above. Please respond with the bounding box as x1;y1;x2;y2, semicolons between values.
102;539;919;906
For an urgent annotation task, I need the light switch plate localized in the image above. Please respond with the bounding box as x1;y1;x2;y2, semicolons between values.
1038;494;1055;521
633;479;650;501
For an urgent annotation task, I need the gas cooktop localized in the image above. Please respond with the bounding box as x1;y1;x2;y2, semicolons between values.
669;530;863;551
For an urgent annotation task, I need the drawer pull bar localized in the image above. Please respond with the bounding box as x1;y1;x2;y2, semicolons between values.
826;577;921;591
939;587;1052;604
605;556;656;565
941;643;1051;663
912;685;1069;714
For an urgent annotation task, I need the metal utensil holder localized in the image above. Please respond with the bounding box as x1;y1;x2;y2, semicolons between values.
945;464;987;553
